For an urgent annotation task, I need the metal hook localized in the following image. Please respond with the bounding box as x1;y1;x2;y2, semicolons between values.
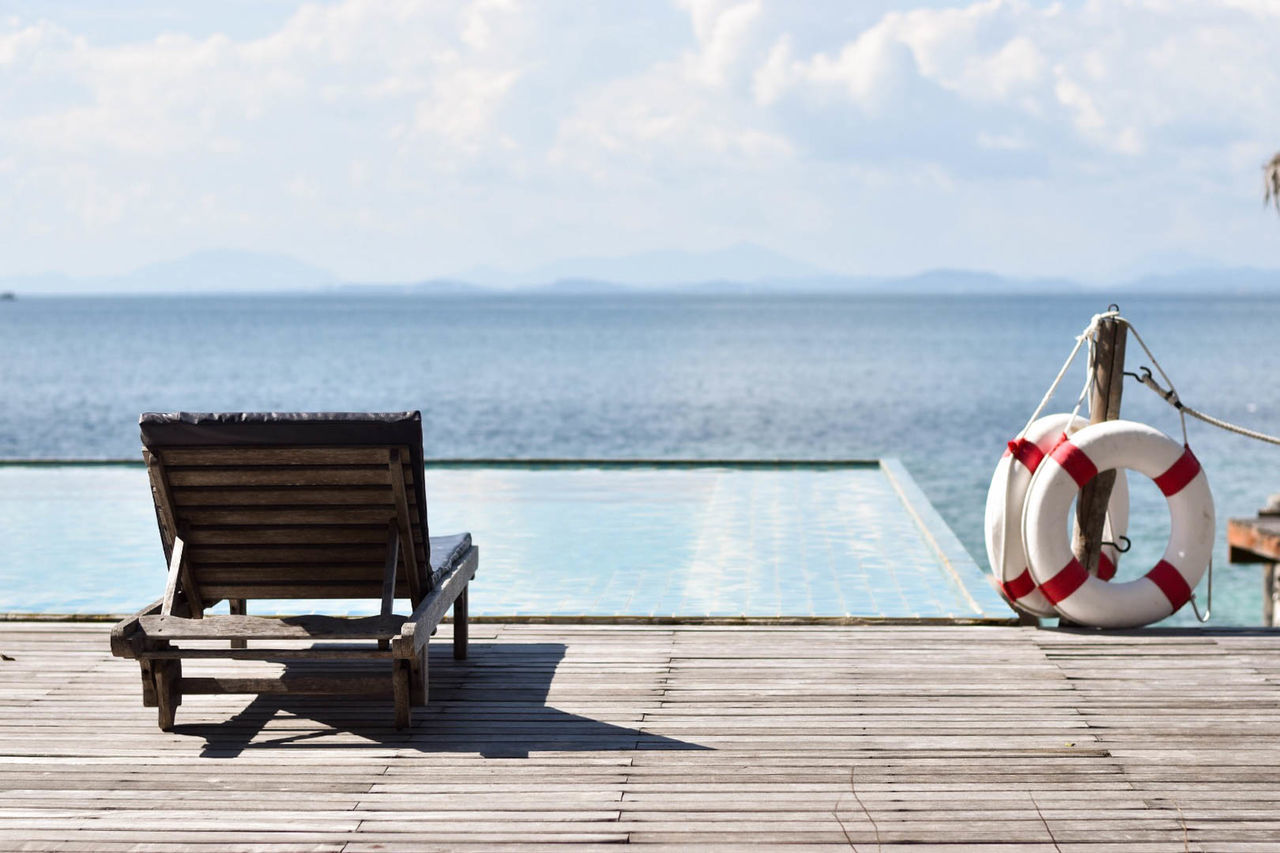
1189;558;1212;623
1123;365;1153;383
1101;535;1132;554
1107;303;1120;313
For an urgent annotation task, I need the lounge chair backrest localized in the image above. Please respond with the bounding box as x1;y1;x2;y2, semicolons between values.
139;412;431;608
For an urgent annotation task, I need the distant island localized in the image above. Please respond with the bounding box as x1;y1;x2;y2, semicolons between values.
3;247;1279;297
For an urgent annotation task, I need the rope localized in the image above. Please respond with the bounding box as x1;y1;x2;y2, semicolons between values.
1127;364;1280;447
1001;310;1118;602
1116;320;1189;445
1020;310;1278;447
1019;310;1118;439
1115;316;1280;446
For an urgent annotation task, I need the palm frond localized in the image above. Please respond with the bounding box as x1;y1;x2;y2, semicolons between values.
1266;152;1280;213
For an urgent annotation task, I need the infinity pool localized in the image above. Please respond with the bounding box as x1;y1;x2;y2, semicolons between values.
0;461;1011;621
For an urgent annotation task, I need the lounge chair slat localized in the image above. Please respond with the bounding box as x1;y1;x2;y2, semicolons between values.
167;468;405;487
138;613;408;640
191;547;389;564
170;486;397;506
201;582;412;599
159;447;396;465
186;523;427;543
193;545;391;562
140;647;396;660
184;527;400;545
194;564;388;580
194;568;419;598
136;648;391;660
178;508;403;525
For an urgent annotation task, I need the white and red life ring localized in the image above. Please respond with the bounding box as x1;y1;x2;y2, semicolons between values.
985;414;1129;616
1023;419;1214;629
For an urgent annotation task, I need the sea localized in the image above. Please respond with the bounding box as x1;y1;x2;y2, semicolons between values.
2;291;1278;625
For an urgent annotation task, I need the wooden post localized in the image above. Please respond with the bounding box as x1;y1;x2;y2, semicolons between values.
1071;311;1128;579
1227;494;1280;626
1264;564;1279;628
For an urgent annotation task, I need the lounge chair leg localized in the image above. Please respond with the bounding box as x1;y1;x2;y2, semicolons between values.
453;586;468;660
138;660;159;708
393;659;412;729
229;599;247;649
155;660;181;731
410;645;429;707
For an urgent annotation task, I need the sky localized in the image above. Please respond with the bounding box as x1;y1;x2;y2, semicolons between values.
2;0;1279;285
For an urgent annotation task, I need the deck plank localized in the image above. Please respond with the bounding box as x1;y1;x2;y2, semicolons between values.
2;623;1280;850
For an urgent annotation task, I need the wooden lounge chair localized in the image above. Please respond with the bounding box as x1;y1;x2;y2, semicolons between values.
110;411;478;730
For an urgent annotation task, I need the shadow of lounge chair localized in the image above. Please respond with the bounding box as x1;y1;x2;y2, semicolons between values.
185;642;709;758
110;411;477;731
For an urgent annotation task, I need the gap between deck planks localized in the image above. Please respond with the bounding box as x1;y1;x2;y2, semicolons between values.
3;623;1280;850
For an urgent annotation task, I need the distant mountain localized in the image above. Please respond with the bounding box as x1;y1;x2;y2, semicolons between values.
0;272;79;294
338;278;486;296
653;269;1084;295
1;250;337;295
111;250;336;293
1108;249;1227;281
1115;267;1280;294
533;278;634;294
877;269;1085;294
5;248;1280;297
458;242;825;288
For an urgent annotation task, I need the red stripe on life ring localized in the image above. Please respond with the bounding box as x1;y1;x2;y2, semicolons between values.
1006;439;1045;473
1002;568;1038;600
1040;558;1089;605
1097;552;1116;581
1050;442;1098;488
1147;560;1192;609
1154;447;1201;497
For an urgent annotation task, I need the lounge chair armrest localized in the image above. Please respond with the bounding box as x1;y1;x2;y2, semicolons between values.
111;598;164;659
396;545;478;657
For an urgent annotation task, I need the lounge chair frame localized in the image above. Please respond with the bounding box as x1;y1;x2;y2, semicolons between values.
110;415;476;730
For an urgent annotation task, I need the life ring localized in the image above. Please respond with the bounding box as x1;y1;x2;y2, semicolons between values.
1023;419;1214;629
985;414;1129;617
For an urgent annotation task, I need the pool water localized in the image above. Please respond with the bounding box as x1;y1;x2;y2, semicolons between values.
0;461;1011;621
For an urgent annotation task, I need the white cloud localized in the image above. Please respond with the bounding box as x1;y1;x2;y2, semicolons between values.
677;0;764;86
0;0;1278;281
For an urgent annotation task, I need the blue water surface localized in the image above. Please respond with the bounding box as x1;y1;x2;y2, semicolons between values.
1;292;1277;624
0;462;1009;620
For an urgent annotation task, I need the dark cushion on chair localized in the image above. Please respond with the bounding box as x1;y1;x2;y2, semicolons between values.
139;411;431;552
428;532;473;587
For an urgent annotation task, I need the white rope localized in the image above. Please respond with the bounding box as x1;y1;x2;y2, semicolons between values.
1118;320;1190;445
1002;312;1118;590
1126;363;1280;447
1068;321;1099;428
1109;315;1280;446
1019;310;1118;439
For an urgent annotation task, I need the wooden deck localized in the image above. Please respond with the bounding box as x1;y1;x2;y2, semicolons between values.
4;622;1280;851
